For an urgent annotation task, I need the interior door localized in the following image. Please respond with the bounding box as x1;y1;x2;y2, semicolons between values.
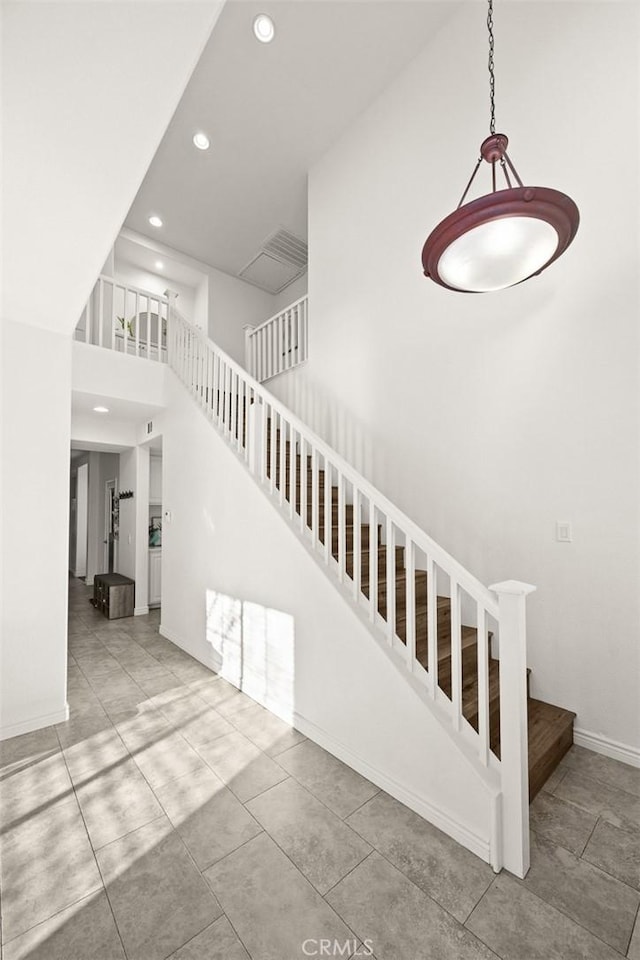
104;480;117;573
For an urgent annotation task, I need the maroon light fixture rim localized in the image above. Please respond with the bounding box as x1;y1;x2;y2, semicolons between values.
421;2;580;294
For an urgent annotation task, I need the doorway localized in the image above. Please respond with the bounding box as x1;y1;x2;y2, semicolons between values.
74;462;89;577
104;479;118;574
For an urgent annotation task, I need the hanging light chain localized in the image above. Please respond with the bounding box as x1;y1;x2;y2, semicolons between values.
487;0;496;134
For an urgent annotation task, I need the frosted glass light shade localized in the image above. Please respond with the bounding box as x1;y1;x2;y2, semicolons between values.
438;216;559;292
422;185;580;293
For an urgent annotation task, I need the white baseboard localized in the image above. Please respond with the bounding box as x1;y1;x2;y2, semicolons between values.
159;624;221;673
573;727;640;768
134;605;150;616
0;704;69;741
292;711;492;866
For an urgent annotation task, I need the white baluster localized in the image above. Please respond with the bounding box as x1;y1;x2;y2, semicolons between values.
247;393;262;475
135;292;140;356
269;408;276;496
98;279;104;347
284;310;290;369
289;426;297;519
123;287;129;355
352;488;361;600
299;437;307;534
204;344;211;413
490;580;535;879
338;474;346;581
450;580;462;730
230;370;237;439
146;295;152;359
85;293;91;343
244;324;255;376
406;540;416;668
476;604;490;766
427;556;437;694
369;499;378;622
302;298;308;361
279;415;286;506
208;346;214;419
225;364;232;435
212;352;219;423
260;398;268;481
324;458;331;564
311;448;319;548
386;516;396;644
110;281;116;351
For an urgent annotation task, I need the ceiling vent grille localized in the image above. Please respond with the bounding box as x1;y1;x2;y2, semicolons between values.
238;228;308;294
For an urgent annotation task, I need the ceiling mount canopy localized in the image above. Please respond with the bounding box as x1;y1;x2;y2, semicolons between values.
422;0;579;294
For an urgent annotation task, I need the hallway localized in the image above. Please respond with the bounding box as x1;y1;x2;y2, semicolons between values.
0;578;639;959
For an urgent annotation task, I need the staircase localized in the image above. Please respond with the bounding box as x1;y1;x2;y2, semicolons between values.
266;424;575;801
75;281;577;878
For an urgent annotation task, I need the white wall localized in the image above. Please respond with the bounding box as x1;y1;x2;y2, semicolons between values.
159;375;496;862
117;451;136;582
2;0;223;336
72;341;168;406
117;446;150;615
269;2;640;755
273;272;308;313
1;322;71;738
113;259;197;324
208;269;276;364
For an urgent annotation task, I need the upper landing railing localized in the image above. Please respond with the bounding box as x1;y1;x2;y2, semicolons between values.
244;295;308;382
74;275;168;361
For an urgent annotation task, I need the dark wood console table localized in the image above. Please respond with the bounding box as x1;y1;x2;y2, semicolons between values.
93;573;135;619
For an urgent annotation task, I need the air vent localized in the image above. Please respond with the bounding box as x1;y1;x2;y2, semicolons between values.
239;228;308;294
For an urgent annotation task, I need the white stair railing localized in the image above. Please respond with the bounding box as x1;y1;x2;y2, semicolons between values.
244;295;308;382
74;275;169;362
168;308;534;879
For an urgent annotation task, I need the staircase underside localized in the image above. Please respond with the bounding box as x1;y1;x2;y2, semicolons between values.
262;426;576;800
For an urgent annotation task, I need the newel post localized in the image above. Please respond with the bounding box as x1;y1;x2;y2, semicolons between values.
164;289;179;366
490;579;536;879
243;324;255;377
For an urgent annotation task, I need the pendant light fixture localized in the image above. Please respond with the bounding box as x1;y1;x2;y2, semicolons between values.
421;0;579;293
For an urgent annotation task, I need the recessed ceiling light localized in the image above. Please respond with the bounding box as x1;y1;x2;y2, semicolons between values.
148;215;163;228
193;132;210;151
155;261;164;270
253;13;275;43
93;406;109;414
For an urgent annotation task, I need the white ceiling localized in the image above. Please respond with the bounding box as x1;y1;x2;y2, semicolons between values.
115;234;206;291
125;0;459;277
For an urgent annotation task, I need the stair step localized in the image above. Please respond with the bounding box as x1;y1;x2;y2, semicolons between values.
527;698;576;800
265;428;575;799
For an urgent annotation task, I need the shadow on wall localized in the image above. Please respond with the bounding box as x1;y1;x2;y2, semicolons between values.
273;372;376;483
206;589;295;725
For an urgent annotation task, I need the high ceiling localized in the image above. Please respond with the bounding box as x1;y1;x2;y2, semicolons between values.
125;0;458;278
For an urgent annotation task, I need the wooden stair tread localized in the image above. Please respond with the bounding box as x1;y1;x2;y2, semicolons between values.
267;427;576;802
527;698;576;800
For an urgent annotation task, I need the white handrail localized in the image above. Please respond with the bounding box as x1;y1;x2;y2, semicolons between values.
177;316;498;616
250;294;308;335
168;307;532;877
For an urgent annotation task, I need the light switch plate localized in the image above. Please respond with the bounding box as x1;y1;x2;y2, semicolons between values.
556;521;572;542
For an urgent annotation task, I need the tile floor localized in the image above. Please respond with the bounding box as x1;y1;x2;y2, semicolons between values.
1;576;639;960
